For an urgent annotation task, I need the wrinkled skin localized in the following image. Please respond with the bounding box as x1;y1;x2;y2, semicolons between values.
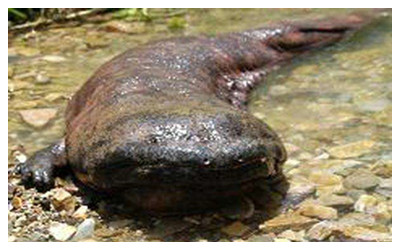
17;12;377;213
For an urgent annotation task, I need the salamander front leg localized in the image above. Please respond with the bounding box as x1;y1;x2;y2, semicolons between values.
14;139;67;191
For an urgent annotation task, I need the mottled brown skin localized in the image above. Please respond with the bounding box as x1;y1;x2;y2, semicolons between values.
17;13;377;213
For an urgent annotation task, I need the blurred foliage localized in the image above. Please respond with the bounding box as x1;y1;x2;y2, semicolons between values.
113;8;151;21
167;16;187;30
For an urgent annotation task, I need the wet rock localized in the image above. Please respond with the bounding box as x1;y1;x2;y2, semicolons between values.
44;93;66;102
221;221;250;237
269;85;289;96
35;73;51;84
354;195;378;213
375;178;392;198
357;99;391;112
342;226;391;241
8;67;14;78
41;55;67;62
306;221;337;241
278;229;305;242
297;203;338;220
49;222;76;241
19;108;58;128
72;218;95;241
327;140;375;159
259;213;318;233
50;188;76;213
338;212;376;227
308;171;343;195
343;169;380;190
72;205;88;220
103;21;145;34
346;189;367;201
354;195;391;223
317;194;354;208
370;160;392;178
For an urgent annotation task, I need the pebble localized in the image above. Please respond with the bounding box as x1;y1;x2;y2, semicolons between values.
14;215;27;227
260;213;318;233
297;203;338;220
11;196;23;210
327;140;375;159
342;226;391;241
247;234;274;242
221;221;250;237
72;205;88;220
354;194;378;213
41;55;67;62
344;170;380;190
308;171;343;195
19;108;58;128
50;188;76;213
317;194;354;208
35;73;51;84
370;160;392;178
306;221;337;241
278;229;305;242
49;222;76;241
72;218;95;241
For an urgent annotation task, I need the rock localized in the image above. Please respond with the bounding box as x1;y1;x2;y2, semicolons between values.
72;205;88;220
343;170;380;190
19;108;58;128
269;85;288;96
297;203;338;220
72;218;95;241
247;234;274;242
370;160;392;178
346;189;367;201
221;221;250;237
8;235;16;242
108;219;134;229
327;140;375;159
11;196;23;210
260;213;318;233
357;99;391;112
45;93;66;102
342;226;391;241
41;55;66;62
49;222;76;241
354;195;391;223
278;229;305;242
354;195;378;213
274;238;291;242
308;171;343;195
50;188;76;213
375;178;392;198
14;215;27;227
35;73;51;84
306;221;337;241
338;213;376;227
8;67;14;78
317;194;354;208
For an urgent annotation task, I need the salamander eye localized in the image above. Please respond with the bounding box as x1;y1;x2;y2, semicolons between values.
203;159;210;165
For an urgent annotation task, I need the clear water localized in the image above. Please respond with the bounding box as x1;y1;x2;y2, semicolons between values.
8;8;391;163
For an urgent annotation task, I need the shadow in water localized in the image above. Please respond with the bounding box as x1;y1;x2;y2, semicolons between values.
74;174;289;241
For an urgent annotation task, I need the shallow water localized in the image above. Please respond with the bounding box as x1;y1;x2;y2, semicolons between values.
8;9;392;241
